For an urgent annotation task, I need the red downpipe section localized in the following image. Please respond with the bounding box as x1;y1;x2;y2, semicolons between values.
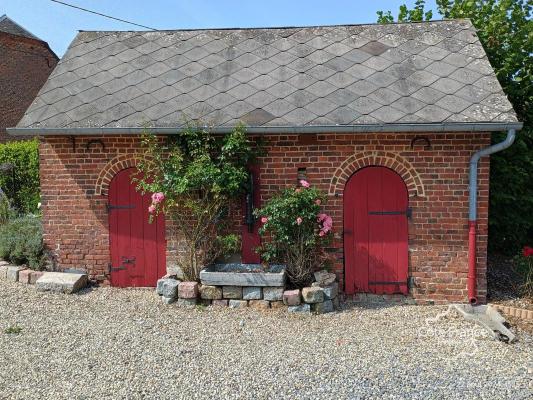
467;220;477;304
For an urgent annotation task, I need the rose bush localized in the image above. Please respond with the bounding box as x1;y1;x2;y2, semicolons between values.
134;122;258;281
255;180;333;288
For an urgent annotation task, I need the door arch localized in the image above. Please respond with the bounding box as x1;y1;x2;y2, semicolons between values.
108;168;166;287
344;166;408;295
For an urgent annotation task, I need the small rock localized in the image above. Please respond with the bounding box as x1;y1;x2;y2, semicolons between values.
162;280;180;299
283;289;301;306
228;300;247;309
29;271;44;284
0;260;9;266
212;299;228;307
249;300;270;310
199;285;222;300
0;265;9;280
18;269;32;284
156;278;169;295
177;298;197;307
322;282;338;300
7;266;25;283
263;287;283;301
302;287;324;304
178;281;198;299
313;300;334;314
313;270;336;286
162;296;175;305
243;286;262;300
288;304;311;314
223;286;242;299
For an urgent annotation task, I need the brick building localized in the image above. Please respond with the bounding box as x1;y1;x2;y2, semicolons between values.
0;15;58;142
9;20;521;304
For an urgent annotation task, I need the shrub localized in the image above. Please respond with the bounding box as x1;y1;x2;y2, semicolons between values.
0;215;44;269
0;139;40;213
515;246;533;297
134;122;259;281
255;180;333;288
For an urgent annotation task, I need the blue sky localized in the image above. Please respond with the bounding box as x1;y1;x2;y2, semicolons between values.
3;0;439;56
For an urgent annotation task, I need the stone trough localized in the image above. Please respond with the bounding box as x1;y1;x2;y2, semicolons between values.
199;263;286;287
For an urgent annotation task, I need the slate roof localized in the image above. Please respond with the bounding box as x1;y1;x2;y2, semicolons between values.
13;19;519;133
0;15;40;40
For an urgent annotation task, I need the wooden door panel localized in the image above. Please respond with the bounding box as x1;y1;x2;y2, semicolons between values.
344;167;408;295
109;168;166;287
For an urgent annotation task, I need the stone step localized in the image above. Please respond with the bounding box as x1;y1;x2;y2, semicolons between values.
35;272;88;294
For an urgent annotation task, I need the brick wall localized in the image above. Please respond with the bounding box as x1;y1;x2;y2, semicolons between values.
0;32;57;141
39;132;491;304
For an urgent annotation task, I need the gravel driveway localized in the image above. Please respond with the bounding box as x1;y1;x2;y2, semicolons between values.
1;280;531;400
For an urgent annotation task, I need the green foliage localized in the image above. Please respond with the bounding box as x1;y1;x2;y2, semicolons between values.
377;0;433;23
0;215;44;270
514;248;533;297
377;0;533;253
0;139;40;214
255;181;333;288
4;326;22;334
134;122;258;281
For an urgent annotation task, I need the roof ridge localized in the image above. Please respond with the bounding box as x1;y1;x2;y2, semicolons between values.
0;14;40;40
76;18;472;34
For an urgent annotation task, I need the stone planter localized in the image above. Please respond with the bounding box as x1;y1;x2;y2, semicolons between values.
199;263;286;287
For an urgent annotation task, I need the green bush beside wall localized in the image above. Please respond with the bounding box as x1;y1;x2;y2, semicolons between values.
0;215;44;269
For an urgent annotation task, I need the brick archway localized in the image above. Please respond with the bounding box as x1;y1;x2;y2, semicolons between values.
95;154;140;196
329;151;425;198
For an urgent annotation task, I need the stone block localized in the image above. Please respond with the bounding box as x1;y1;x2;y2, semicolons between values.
322;282;338;300
223;286;243;299
200;285;223;300
283;289;301;306
332;297;340;310
302;287;324;304
243;286;262;300
288;304;311;314
228;299;248;309
177;298;197;307
178;281;199;299
0;265;8;280
313;300;334;314
162;279;180;299
0;260;9;266
249;300;270;310
263;287;283;301
313;270;336;286
156;278;167;295
29;271;44;284
212;299;229;307
270;301;285;310
35;272;88;294
7;266;25;282
18;269;32;284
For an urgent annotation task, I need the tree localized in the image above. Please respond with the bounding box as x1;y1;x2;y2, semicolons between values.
134;122;259;281
377;0;533;253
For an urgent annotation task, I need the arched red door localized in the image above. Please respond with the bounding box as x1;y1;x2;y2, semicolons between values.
108;168;166;287
344;167;408;295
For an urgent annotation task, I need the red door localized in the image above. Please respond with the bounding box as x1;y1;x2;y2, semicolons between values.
344;167;408;295
108;168;166;287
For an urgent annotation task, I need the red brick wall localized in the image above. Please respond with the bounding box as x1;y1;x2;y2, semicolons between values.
0;32;57;141
39;132;491;304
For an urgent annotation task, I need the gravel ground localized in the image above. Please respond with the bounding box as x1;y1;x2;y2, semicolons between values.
1;280;532;400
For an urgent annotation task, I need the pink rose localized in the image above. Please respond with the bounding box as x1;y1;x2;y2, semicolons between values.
299;179;310;188
261;216;268;224
317;213;327;222
319;230;325;237
295;188;301;193
296;217;302;225
151;192;165;204
315;199;321;206
148;205;156;214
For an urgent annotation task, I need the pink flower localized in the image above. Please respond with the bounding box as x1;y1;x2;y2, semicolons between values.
296;217;303;225
315;199;321;206
299;179;310;188
317;213;333;233
319;230;325;237
523;246;533;257
148;205;156;214
317;213;327;222
295;188;301;193
261;216;268;224
151;192;165;204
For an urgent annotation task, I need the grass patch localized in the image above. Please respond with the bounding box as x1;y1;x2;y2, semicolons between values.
4;325;22;334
